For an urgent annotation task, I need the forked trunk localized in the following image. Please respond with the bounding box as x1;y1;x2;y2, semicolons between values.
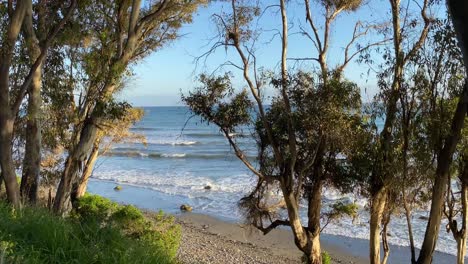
370;187;387;264
75;144;99;198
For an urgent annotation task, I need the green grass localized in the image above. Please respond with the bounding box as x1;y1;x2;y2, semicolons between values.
0;195;180;264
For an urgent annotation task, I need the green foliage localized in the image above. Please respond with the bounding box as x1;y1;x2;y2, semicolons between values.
73;194;181;259
182;73;253;133
0;200;176;264
329;201;359;219
73;194;118;222
301;251;331;264
322;251;332;264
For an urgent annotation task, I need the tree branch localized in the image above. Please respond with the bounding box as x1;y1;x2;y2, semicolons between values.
256;219;291;235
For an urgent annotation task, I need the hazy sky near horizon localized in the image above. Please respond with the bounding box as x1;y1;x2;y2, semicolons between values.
120;0;441;106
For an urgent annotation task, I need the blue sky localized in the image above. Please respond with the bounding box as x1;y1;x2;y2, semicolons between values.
119;0;422;106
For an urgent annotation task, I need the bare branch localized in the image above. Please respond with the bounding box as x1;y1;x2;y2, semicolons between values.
403;0;432;63
256;219;291;235
221;128;265;179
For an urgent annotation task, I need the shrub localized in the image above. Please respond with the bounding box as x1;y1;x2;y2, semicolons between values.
0;197;178;264
73;194;118;222
73;194;181;259
322;251;332;264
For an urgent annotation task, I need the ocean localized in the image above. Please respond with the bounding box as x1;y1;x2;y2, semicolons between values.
87;106;459;257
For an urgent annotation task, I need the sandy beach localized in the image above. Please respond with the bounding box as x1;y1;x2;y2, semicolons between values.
89;180;464;264
176;213;366;264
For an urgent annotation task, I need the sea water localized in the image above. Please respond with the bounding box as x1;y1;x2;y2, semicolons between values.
88;106;459;256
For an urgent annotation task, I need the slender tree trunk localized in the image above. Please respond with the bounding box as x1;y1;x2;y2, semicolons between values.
0;0;28;208
53;117;99;214
456;236;466;264
456;178;467;264
403;194;417;264
370;187;387;264
20;0;43;204
20;66;42;204
382;212;391;264
75;143;99;198
0;125;20;206
417;84;467;264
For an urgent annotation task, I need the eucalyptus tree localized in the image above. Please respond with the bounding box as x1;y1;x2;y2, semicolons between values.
445;131;468;264
0;0;76;207
19;0;79;204
184;0;372;263
52;0;205;214
416;0;468;262
390;17;465;263
361;1;432;263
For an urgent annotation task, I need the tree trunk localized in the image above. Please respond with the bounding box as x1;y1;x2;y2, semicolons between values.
20;0;43;204
75;143;99;198
0;0;28;208
417;83;467;264
382;213;391;264
306;179;322;264
457;184;468;264
456;182;467;264
416;1;468;263
456;236;466;264
20;68;42;204
280;183;318;264
0;125;20;207
370;187;387;264
53;117;99;214
403;195;417;264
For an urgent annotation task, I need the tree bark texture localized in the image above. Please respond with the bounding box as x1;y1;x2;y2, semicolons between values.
0;0;28;207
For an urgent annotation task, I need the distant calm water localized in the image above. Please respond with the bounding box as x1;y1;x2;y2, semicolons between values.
89;106;458;256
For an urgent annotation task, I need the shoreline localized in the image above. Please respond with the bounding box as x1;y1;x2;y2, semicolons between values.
88;179;463;263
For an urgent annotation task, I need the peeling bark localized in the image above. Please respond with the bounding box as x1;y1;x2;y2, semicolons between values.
53;117;99;214
75;142;99;198
369;187;387;264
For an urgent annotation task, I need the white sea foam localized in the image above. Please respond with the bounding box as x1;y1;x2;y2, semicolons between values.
172;141;198;146
92;168;460;256
161;153;186;158
143;139;200;146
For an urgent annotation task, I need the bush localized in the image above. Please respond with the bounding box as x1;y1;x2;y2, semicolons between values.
322;251;332;264
301;251;332;264
74;194;181;259
73;194;118;222
0;196;179;264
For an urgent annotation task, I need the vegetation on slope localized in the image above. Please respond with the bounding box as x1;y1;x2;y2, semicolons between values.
0;195;180;264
